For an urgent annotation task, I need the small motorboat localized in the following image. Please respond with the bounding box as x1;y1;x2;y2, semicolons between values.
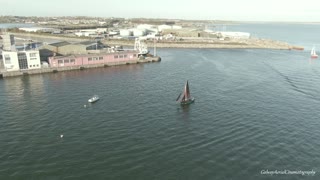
88;95;99;103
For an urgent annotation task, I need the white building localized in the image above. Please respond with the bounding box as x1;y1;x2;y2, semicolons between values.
172;25;182;29
219;32;251;39
1;34;16;51
2;51;19;71
158;25;172;32
75;31;97;37
75;28;107;37
120;29;133;36
157;25;183;32
19;27;61;33
133;28;146;37
137;24;155;30
99;21;107;25
2;50;41;71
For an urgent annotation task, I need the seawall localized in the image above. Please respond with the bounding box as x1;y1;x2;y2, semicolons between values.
104;38;304;50
0;56;161;78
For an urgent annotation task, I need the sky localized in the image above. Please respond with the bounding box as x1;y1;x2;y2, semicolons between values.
0;0;320;22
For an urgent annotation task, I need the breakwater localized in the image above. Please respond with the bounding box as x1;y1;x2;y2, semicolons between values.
104;38;304;50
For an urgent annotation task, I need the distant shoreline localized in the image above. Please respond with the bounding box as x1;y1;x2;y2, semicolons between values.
10;32;304;50
104;38;302;50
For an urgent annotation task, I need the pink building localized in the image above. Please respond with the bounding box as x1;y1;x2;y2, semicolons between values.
48;51;139;67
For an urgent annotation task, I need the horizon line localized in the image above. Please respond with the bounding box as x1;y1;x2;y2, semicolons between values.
1;15;320;24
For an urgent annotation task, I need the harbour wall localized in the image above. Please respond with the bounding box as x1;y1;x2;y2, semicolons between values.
0;56;161;78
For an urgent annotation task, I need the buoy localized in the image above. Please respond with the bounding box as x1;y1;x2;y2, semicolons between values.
60;134;63;138
84;104;87;108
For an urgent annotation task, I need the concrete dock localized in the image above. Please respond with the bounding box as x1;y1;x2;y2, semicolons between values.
0;56;161;78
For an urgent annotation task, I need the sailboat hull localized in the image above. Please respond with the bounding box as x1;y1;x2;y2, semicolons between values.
180;97;195;105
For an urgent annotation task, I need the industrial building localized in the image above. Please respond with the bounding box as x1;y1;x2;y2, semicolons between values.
40;41;101;55
48;50;138;68
48;38;149;68
74;28;107;37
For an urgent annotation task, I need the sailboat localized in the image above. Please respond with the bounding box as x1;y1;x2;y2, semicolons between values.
311;47;318;58
176;80;195;105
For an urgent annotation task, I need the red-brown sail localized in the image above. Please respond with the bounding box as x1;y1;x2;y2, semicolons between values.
185;80;191;100
177;80;195;104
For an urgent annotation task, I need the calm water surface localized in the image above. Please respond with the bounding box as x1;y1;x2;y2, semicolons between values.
1;25;320;180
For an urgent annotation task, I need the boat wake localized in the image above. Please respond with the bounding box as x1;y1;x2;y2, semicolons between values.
262;61;319;101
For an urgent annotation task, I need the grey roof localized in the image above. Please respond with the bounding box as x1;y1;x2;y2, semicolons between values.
78;41;97;46
49;41;71;47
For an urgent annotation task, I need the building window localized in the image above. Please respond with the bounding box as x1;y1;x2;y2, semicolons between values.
30;58;37;60
70;59;75;64
133;54;137;57
64;59;70;63
30;53;37;57
88;57;92;61
30;65;32;67
119;55;124;58
58;60;63;64
18;53;28;69
37;64;39;67
4;55;11;64
33;65;36;67
93;57;98;61
99;57;103;60
124;55;127;58
114;55;118;59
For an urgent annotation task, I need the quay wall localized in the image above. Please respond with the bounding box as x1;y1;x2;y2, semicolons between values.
0;56;161;78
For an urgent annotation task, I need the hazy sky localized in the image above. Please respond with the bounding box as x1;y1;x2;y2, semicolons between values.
1;0;319;22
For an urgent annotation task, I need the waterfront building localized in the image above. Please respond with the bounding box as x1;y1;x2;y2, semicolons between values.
1;34;41;72
48;51;138;68
1;50;41;71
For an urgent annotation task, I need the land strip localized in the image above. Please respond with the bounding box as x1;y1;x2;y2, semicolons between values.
10;32;303;50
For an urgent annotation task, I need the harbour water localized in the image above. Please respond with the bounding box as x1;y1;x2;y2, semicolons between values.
0;23;34;29
1;24;320;179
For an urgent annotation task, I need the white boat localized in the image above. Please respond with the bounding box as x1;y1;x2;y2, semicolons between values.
311;47;318;58
88;95;99;103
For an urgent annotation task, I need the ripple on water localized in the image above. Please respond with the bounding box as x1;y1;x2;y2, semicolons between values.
1;48;320;179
